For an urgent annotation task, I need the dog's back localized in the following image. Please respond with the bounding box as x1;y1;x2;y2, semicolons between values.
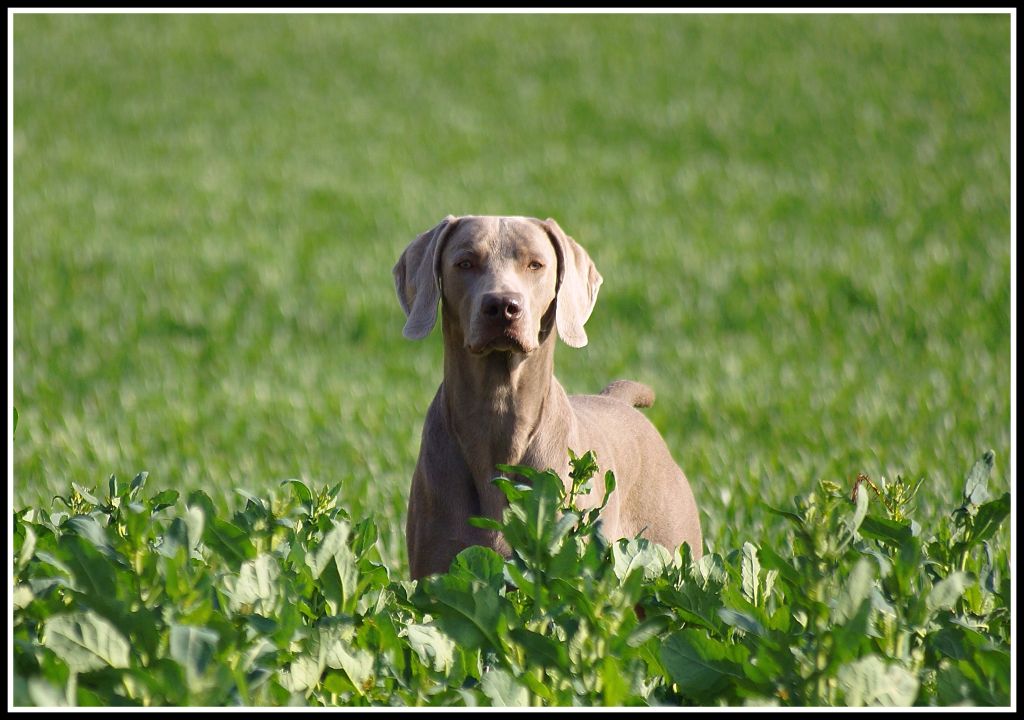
569;389;702;559
599;379;655;408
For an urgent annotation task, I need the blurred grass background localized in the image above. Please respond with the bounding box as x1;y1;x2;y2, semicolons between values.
13;13;1011;572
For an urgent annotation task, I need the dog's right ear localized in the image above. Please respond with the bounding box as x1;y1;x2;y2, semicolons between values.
537;218;603;348
393;215;459;340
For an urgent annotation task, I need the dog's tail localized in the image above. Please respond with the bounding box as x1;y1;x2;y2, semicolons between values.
600;379;655;408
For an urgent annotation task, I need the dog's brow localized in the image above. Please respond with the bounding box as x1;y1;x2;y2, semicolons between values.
496;223;545;258
447;227;489;257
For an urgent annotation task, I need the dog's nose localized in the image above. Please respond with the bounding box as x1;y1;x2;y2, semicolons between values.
481;293;525;322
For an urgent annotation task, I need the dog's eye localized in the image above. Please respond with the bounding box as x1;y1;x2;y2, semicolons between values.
456;260;473;270
528;261;544;270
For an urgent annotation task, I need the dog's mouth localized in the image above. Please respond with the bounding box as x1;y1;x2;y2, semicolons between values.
467;328;535;356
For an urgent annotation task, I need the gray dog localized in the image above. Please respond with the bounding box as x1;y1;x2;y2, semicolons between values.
394;215;702;579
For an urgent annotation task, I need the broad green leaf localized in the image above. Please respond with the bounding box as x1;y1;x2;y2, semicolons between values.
350;518;380;559
235;488;269;513
169;624;219;686
278;653;323;694
492;475;529;503
71;483;100;506
42;611;130;673
33;551;79;591
307;520;351;577
694;553;727;589
601;655;631;705
962;450;994;507
763;568;778;600
970;646;1010;696
717;608;766;638
660;630;745;701
402;623;456;674
547;511;580;553
969;493;1010;546
24;677;69;708
282;478;313;506
509;627;569;670
14;583;34;609
16;525;36;572
549;531;586;579
355;576;391;616
224;554;282;614
238;636;278;675
307;521;358;614
65;515;115;557
320;627;373;693
433;587;505;651
504;562;535;596
849;481;869;532
859;515;913;546
835;557;874;623
321;670;357;696
767;605;792;633
741;542;760;606
756;544;800;586
183;504;205;552
449;545;506;592
949;657;1003;705
496;462;542;480
869;587;896;618
156;517;188;559
415;569;509;650
859;547;893;579
201;516;256;570
508;469;565;553
480;668;529;707
599;470;617;511
149;489;179;513
837;655;919;706
549;577;598;624
612;538;671;582
120;659;192;705
59;535;119;599
657;585;726;634
129;471;148;495
186;489;217;521
122;500;150;538
927;571;970;613
763;503;804;526
468;516;503;531
626;616;670;648
831;593;874;656
934;663;977;705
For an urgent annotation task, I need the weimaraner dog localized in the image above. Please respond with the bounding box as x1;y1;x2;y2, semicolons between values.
394;215;702;579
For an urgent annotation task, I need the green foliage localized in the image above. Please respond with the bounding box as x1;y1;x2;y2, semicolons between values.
13;451;1010;707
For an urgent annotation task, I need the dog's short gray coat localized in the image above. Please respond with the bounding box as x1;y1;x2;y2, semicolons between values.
394;215;702;579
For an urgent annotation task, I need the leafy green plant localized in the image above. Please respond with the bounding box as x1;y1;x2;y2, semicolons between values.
12;450;1010;707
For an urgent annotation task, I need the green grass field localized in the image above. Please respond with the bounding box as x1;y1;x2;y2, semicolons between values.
13;12;1011;576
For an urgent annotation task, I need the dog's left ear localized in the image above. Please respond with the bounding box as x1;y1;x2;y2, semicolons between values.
393;215;459;340
536;218;603;348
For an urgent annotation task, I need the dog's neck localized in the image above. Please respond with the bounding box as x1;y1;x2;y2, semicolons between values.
440;308;569;487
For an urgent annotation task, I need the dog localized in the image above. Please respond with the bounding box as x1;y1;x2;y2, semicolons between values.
394;215;702;579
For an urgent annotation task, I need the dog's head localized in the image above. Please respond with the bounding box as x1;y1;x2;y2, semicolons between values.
393;215;603;354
